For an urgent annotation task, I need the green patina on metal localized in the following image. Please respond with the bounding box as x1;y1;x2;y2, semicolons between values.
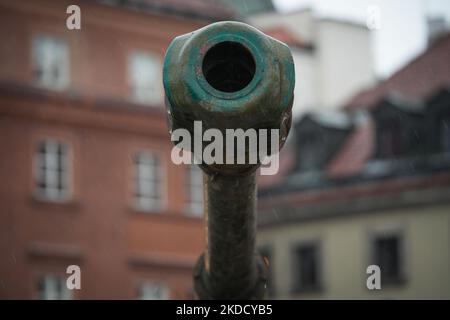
164;21;295;131
163;21;295;299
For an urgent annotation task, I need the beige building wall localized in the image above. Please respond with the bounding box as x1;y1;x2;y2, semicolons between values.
257;204;450;299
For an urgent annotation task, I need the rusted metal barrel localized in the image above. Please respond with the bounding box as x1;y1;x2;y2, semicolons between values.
163;21;295;299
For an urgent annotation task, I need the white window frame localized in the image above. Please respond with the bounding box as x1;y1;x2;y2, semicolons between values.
32;34;70;90
133;151;163;212
38;274;72;300
34;139;71;202
128;51;162;105
138;281;169;300
185;164;203;217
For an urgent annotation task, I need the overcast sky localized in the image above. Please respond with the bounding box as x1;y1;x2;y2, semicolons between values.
273;0;450;78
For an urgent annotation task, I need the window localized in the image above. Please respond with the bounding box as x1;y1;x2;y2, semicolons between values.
128;51;162;105
38;275;71;300
186;165;203;217
373;234;404;285
35;139;70;201
440;118;450;153
133;151;163;211
299;135;318;172
293;242;321;292
32;35;69;90
138;282;168;300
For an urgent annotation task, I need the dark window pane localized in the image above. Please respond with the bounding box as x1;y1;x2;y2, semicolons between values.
57;145;64;190
35;140;69;199
295;243;320;292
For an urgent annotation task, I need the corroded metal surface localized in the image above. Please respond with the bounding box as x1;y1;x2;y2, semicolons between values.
163;21;295;299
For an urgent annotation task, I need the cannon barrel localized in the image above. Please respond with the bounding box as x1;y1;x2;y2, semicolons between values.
163;21;295;299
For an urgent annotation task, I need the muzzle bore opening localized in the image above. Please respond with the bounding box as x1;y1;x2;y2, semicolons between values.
202;41;256;93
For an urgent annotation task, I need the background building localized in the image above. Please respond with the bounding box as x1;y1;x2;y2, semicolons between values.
3;0;447;301
0;0;234;299
248;9;376;116
257;33;450;299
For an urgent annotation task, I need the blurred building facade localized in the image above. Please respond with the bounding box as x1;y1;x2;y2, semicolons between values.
0;0;236;299
257;34;450;299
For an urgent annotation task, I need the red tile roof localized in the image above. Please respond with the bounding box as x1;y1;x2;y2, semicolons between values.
345;33;450;111
326;115;375;177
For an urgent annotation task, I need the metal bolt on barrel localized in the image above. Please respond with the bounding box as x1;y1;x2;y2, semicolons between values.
163;21;295;299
